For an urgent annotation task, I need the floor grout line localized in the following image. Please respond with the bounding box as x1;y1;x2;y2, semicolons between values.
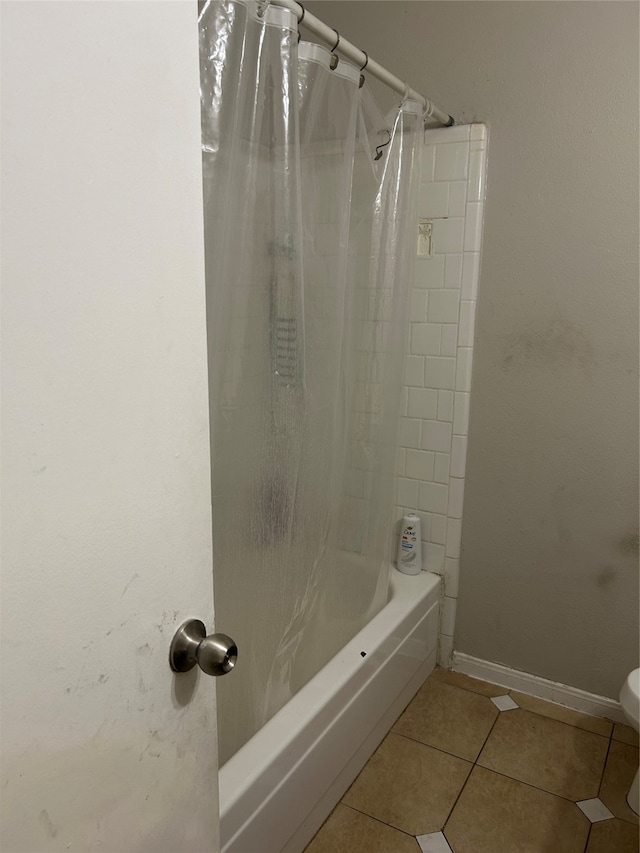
584;822;593;853
304;799;342;851
314;672;636;851
598;728;614;797
435;707;504;838
475;699;501;760
340;801;421;840
473;763;608;807
435;670;616;735
340;758;619;853
392;711;609;807
433;672;613;739
357;737;605;835
430;672;504;699
389;727;475;764
503;704;613;741
439;762;473;834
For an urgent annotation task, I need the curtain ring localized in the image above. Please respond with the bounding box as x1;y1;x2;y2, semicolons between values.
330;28;340;53
330;54;339;71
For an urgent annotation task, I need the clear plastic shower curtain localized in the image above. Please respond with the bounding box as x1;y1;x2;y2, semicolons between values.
199;0;421;764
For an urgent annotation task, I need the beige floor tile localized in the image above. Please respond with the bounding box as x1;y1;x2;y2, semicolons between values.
586;818;640;853
613;722;640;747
510;691;613;737
393;678;498;761
429;667;507;698
304;804;419;853
342;732;472;836
444;766;589;853
477;708;609;800
599;740;640;825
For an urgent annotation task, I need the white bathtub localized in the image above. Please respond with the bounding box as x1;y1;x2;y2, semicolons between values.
220;567;441;853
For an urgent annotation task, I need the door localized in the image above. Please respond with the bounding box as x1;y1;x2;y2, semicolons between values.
0;2;221;851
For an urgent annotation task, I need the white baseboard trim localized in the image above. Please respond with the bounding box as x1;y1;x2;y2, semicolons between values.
452;652;626;724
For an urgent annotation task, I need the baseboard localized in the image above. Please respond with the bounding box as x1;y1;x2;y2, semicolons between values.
452;652;626;724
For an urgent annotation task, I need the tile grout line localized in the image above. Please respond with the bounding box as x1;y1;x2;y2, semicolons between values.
392;706;609;807
333;672;625;851
474;701;501;762
437;703;502;836
303;799;342;852
597;728;614;797
437;673;616;731
472;763;607;809
588;728;618;844
340;801;421;841
430;675;504;699
394;701;610;808
389;727;474;764
435;674;613;739
439;765;472;838
504;691;614;739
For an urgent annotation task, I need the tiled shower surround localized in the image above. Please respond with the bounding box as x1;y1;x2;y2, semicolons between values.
395;123;488;666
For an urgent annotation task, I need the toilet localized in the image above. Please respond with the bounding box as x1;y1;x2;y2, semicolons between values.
619;668;640;815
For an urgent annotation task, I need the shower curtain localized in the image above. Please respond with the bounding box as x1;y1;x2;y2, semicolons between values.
199;0;421;764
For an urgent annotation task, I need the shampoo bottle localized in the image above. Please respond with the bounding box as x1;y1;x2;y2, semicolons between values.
396;514;422;575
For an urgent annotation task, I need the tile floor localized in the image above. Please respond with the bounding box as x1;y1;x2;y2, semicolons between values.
305;667;639;853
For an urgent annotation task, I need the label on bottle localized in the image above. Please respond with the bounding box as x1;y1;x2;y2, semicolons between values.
396;515;422;574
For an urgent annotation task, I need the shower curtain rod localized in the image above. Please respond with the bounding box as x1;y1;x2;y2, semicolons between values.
269;0;455;127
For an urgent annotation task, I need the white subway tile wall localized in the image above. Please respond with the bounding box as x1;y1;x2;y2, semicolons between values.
395;123;488;667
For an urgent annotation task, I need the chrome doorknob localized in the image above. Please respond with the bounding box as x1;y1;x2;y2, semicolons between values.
169;619;237;676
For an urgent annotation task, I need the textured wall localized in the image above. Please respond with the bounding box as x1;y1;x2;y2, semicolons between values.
308;1;639;698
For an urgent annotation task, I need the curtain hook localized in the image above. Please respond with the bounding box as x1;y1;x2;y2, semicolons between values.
358;51;368;88
330;28;340;53
296;2;304;42
374;129;391;161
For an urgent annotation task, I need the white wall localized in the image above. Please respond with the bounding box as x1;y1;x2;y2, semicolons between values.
309;1;639;699
1;3;219;850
